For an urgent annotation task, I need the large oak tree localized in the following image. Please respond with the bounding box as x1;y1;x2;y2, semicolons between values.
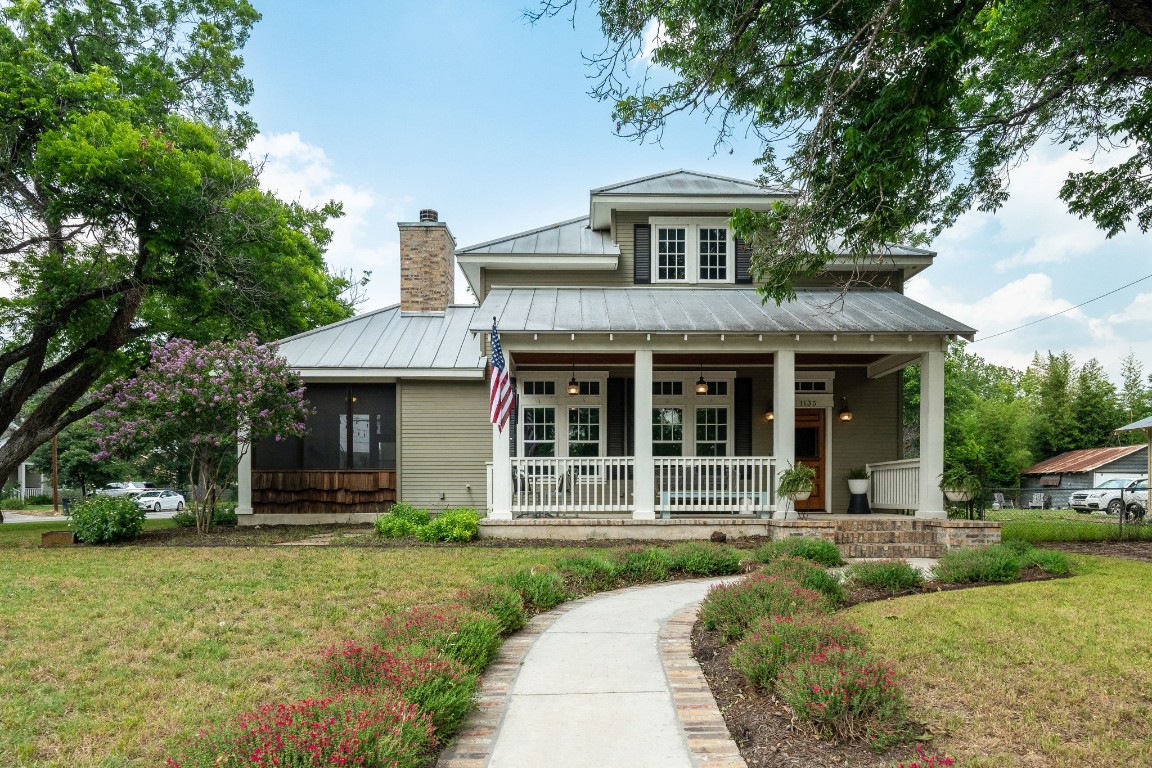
0;0;356;509
537;0;1152;299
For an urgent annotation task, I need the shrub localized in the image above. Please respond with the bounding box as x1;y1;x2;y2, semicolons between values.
757;536;844;567
759;555;846;606
494;568;569;612
68;495;146;543
172;505;238;528
896;743;957;767
0;496;27;510
416;507;483;543
374;604;502;671
458;583;527;634
25;493;55;505
844;560;924;593
375;501;432;538
1021;548;1071;575
699;573;830;643
775;644;906;744
556;554;622;593
933;544;1021;584
668;542;743;576
165;690;435;768
731;613;866;689
617;546;675;581
316;642;476;735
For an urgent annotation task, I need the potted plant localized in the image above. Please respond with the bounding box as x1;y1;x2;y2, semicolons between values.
778;462;817;501
939;465;981;502
846;466;870;495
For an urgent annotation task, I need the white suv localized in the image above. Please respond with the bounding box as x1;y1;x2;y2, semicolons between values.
1068;477;1145;515
1124;479;1148;520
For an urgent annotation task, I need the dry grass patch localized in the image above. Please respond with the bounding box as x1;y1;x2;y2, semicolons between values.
848;554;1152;767
0;541;580;767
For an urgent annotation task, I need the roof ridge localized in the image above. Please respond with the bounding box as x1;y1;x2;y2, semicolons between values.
591;168;769;194
456;215;590;253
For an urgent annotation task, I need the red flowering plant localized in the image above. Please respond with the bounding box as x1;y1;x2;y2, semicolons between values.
730;612;866;689
699;573;831;643
316;641;476;735
92;335;309;532
897;743;957;767
775;643;907;747
165;689;435;768
373;604;502;671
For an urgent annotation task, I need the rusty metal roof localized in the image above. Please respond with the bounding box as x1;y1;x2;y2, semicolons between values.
1022;445;1145;475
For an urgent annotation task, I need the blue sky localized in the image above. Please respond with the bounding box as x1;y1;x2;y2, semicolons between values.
243;1;1152;382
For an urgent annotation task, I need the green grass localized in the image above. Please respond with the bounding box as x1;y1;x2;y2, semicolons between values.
982;506;1152;542
0;528;583;767
849;554;1152;767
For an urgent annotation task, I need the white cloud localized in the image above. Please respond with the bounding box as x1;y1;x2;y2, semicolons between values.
248;132;409;311
1106;292;1152;324
637;20;666;63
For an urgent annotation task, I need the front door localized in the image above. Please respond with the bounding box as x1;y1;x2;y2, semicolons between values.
794;409;825;512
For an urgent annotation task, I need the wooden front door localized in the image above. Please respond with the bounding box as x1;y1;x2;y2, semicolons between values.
794;409;825;512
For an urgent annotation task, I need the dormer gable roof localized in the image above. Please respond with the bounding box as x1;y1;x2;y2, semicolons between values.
589;169;793;230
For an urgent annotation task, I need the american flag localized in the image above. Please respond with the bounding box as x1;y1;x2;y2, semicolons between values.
489;319;513;432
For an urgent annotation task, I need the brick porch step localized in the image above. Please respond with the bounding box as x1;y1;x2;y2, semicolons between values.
836;530;937;545
833;519;920;532
839;542;947;559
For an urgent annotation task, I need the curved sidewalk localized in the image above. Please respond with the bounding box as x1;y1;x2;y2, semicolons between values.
438;578;746;768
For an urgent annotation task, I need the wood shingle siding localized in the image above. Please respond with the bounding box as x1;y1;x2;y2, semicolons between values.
252;470;396;514
400;380;491;512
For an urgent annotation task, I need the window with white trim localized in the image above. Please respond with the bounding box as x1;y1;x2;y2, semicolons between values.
518;373;607;458
568;407;601;457
695;407;728;456
652;407;684;456
650;218;735;284
651;372;734;456
522;407;555;457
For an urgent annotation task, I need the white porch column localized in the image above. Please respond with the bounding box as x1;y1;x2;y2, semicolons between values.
916;349;946;518
236;446;253;516
773;351;796;518
489;423;513;520
633;349;655;519
16;462;26;494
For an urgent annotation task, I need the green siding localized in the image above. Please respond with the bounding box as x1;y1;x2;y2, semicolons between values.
400;380;491;512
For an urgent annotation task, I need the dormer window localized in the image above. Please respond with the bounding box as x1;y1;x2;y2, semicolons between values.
650;218;734;284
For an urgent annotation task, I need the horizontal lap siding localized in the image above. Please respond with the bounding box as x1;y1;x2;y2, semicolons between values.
400;380;491;512
828;368;901;513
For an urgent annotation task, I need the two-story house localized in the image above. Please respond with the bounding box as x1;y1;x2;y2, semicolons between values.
238;170;981;544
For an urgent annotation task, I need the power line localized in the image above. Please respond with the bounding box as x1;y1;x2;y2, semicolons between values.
973;272;1152;343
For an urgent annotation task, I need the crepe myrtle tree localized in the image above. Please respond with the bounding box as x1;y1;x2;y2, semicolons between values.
92;336;309;533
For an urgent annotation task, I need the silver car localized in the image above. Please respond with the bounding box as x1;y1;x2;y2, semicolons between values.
133;490;186;512
1068;477;1143;515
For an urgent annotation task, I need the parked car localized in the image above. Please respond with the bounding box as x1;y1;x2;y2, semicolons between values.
133;490;185;512
1124;479;1148;521
92;481;156;497
1068;477;1145;515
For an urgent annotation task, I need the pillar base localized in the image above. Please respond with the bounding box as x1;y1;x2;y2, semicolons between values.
487;510;513;521
631;509;656;520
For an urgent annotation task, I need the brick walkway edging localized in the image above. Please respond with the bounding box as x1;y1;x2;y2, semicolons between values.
436;579;747;768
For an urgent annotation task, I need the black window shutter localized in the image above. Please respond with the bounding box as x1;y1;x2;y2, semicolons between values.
735;237;753;284
634;224;651;284
606;378;627;456
734;378;753;456
508;382;518;457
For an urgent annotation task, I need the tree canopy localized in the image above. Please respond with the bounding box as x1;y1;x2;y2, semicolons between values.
538;0;1152;300
0;1;357;494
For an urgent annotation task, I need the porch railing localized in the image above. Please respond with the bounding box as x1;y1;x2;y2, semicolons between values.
867;459;920;510
510;456;634;516
654;456;776;516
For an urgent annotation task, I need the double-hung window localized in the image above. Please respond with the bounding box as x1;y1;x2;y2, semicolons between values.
650;218;734;284
651;374;734;457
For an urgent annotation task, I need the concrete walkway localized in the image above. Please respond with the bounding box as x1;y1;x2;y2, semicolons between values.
441;578;744;768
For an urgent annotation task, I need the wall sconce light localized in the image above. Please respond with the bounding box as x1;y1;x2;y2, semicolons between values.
763;401;774;422
838;397;854;422
695;361;708;395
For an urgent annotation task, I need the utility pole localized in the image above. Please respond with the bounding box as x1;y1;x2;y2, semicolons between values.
52;434;59;514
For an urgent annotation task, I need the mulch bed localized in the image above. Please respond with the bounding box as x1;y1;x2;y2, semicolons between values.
1039;539;1152;562
693;568;1063;768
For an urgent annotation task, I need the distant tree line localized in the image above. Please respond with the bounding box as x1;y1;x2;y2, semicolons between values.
904;344;1150;488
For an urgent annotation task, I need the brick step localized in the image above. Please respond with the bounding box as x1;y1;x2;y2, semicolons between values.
838;543;947;559
833;519;919;532
835;530;937;545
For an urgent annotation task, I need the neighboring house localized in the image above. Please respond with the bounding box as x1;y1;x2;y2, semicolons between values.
0;429;42;499
237;170;975;525
1020;446;1149;508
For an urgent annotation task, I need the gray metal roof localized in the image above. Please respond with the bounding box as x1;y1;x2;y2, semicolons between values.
277;304;485;372
1116;416;1152;434
591;169;792;197
457;216;619;256
471;287;976;337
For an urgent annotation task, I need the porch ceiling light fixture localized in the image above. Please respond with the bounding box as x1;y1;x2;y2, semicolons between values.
695;361;709;395
567;359;580;396
838;396;854;422
763;405;774;422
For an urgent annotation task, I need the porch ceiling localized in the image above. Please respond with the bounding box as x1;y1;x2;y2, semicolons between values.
473;287;976;339
511;352;890;367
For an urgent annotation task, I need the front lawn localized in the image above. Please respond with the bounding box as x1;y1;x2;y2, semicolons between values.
0;528;581;767
849;554;1152;766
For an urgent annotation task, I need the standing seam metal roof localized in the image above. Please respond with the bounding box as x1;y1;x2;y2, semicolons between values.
471;287;976;337
456;216;618;256
275;304;484;371
590;169;793;196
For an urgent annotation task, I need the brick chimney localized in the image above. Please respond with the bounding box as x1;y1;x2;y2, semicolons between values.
398;209;455;312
